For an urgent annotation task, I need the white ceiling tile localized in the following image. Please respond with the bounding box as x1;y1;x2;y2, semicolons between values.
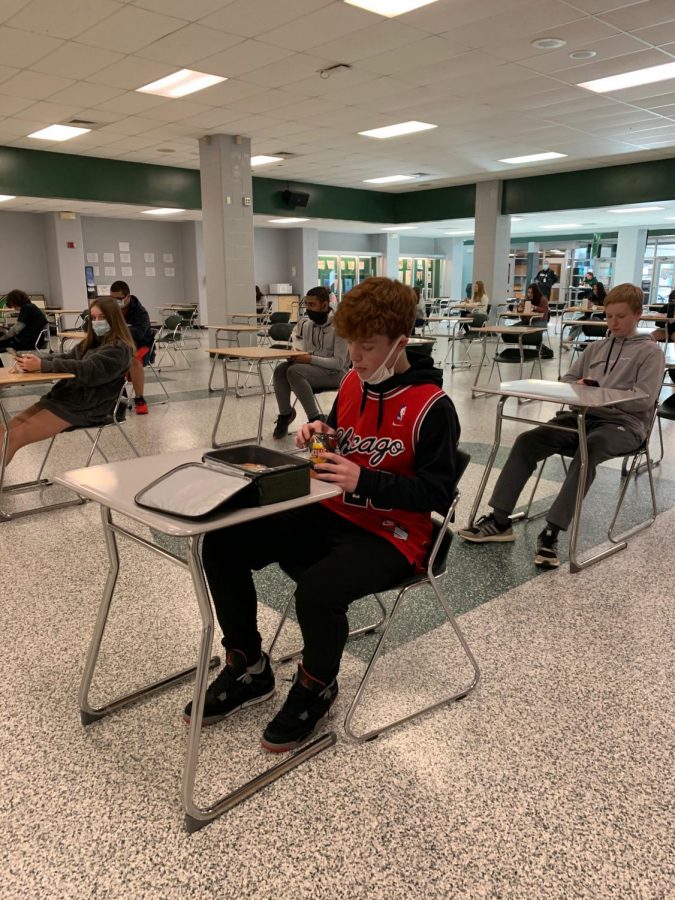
402;0;534;32
202;0;332;39
195;39;294;77
280;68;380;98
208;113;288;135
0;1;32;25
326;76;412;105
300;19;430;65
598;0;675;30
520;33;648;75
488;17;621;66
358;35;468;76
257;3;375;52
75;6;187;54
132;0;230;20
141;98;213;123
30;43;123;79
560;1;647;13
0;25;62;66
180;106;247;128
632;21;675;46
139;23;241;66
0;92;32;115
47;81;126;106
92;90;166;114
240;53;327;87
190;78;265;105
227;88;310;115
440;0;587;49
0;116;42;138
554;47;672;84
87;56;175;90
12;99;82;123
0;69;73;99
7;0;122;40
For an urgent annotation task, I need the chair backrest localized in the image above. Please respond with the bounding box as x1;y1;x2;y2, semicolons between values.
429;448;471;574
270;311;291;324
269;322;293;342
34;325;50;351
31;297;47;310
582;322;608;338
471;312;487;328
164;314;183;329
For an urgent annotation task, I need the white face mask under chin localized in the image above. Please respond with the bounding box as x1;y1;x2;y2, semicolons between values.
361;336;406;385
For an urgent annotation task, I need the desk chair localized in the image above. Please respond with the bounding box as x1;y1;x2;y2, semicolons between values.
491;321;545;382
34;384;140;486
268;449;480;743
125;333;170;407
268;322;294;349
35;325;51;354
514;409;658;550
155;314;192;370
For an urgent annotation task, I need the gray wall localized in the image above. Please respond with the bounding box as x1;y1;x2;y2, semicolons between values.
399;236;437;255
81;217;186;320
254;227;290;292
318;232;378;253
0;211;50;297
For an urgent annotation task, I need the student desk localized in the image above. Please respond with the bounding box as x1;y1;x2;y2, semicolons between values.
57;330;87;351
466;378;647;573
55;448;340;832
470;326;546;396
46;309;85;331
0;370;76;521
208;347;306;447
206;324;263;392
437;317;475;369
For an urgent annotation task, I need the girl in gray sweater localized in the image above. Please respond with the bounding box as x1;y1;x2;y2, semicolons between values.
3;297;134;467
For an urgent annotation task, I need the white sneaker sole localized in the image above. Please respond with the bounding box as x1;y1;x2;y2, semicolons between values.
459;530;515;543
534;553;560;568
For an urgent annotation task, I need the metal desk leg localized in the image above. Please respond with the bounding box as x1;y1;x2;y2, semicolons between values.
255;360;266;444
181;537;336;833
79;507;220;725
467;396;507;527
470;335;489;397
211;358;258;448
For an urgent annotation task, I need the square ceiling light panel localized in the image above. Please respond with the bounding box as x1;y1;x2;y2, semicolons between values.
345;0;441;16
137;69;226;98
359;120;437;138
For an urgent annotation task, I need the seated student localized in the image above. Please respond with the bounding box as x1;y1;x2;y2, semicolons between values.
109;281;154;415
565;281;607;346
272;286;349;439
183;277;461;752
458;283;663;568
517;282;548;319
651;288;675;345
0;290;48;365
457;280;490;333
1;298;133;466
413;286;427;333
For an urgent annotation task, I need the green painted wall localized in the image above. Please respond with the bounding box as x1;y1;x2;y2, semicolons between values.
393;183;476;222
252;176;395;222
502;157;675;214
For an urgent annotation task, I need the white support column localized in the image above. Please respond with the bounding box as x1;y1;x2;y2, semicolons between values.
372;233;400;280
473;180;511;321
180;221;207;325
434;237;465;298
613;227;648;287
287;227;319;294
43;212;87;308
198;134;255;327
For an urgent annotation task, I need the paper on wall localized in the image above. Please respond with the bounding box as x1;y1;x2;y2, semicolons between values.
164;267;175;277
120;253;131;263
103;252;115;263
145;267;156;277
162;253;173;263
104;266;116;276
86;252;99;263
118;242;130;252
144;253;155;263
121;267;133;277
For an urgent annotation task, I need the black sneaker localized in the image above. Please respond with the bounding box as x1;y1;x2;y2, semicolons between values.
458;513;515;543
183;650;275;726
261;665;338;753
272;408;296;439
534;526;560;568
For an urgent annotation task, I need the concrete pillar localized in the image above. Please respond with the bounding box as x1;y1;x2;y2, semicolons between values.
287;227;319;294
198;133;255;327
435;237;464;298
613;227;647;287
373;233;400;280
472;180;511;322
43;212;87;308
180;221;207;325
526;241;539;288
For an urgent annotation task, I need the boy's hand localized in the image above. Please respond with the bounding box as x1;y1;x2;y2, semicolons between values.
15;353;42;372
291;353;312;364
295;420;336;449
314;452;360;493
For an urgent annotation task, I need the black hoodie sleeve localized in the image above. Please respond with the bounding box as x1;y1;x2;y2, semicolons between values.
353;394;460;513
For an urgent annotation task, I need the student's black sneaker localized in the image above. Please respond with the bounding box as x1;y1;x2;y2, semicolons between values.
458;513;514;543
261;665;338;753
182;650;275;726
272;408;296;439
534;526;560;568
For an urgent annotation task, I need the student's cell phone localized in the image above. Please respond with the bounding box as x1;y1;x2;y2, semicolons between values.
582;378;600;387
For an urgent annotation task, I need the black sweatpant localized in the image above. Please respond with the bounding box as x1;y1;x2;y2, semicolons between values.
201;504;414;683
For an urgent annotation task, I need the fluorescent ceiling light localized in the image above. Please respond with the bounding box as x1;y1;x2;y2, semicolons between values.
28;124;90;141
364;175;416;184
499;151;567;164
540;223;581;229
345;0;441;16
664;216;675;221
608;206;665;213
359;120;437;139
142;208;186;215
511;217;524;222
382;225;416;231
251;155;283;166
0;194;16;201
268;218;309;224
137;69;225;98
445;230;473;235
578;60;675;94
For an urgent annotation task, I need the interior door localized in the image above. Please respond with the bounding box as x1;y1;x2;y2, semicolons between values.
653;259;674;303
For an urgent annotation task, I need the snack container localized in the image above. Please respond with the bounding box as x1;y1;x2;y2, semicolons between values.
309;432;336;473
202;445;310;505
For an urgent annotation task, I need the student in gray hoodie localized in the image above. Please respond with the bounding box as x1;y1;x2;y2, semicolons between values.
3;297;134;466
272;286;349;439
458;283;663;568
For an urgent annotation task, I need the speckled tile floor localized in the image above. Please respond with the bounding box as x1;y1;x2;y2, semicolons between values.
1;335;673;898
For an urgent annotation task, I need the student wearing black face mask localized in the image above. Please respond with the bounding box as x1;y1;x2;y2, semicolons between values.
272;286;349;439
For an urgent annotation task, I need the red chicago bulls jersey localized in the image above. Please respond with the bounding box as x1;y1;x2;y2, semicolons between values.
322;369;446;569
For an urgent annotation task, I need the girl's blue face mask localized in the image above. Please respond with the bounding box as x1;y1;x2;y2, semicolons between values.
92;320;110;337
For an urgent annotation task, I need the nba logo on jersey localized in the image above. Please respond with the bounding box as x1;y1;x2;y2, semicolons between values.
394;405;407;426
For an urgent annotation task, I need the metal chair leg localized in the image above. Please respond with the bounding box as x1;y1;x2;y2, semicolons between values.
608;441;657;544
114;422;141;457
